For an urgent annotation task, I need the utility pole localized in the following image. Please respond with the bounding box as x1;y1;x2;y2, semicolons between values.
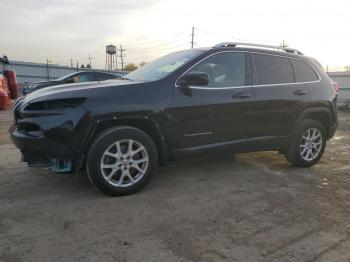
46;58;50;80
88;55;93;68
191;26;195;49
70;58;73;67
280;40;287;47
117;45;126;70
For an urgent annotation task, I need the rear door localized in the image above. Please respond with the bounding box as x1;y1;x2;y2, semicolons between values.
248;53;312;148
169;51;254;149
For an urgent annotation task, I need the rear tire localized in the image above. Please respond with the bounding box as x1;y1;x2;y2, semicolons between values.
86;126;158;196
285;119;326;167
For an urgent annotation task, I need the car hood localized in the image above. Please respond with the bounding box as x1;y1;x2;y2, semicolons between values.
27;80;63;90
22;79;141;104
31;80;60;85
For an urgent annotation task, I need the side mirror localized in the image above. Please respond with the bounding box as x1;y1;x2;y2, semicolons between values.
178;71;209;96
179;71;209;87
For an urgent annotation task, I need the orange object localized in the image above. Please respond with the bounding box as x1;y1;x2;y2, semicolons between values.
4;70;19;99
0;74;11;110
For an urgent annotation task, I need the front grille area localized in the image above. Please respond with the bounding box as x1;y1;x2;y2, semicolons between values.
14;106;20;124
13;98;24;124
17;122;41;133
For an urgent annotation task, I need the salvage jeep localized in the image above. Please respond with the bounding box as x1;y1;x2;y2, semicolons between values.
10;42;338;196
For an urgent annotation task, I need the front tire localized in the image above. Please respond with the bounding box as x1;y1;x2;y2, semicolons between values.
285;120;326;167
87;126;158;196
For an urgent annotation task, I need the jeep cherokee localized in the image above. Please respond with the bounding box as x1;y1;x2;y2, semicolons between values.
10;42;338;196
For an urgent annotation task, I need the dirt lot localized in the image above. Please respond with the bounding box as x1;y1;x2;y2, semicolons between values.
0;109;349;262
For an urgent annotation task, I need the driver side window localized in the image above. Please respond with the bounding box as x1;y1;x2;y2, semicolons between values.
189;52;248;87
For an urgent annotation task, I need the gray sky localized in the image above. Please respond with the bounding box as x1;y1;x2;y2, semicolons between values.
0;0;349;69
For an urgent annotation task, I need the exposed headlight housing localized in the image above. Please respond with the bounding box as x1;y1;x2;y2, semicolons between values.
24;98;86;111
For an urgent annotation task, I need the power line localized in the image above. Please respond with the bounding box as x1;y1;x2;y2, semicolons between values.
125;31;188;48
156;43;189;51
169;30;189;38
129;43;189;54
127;36;188;51
195;27;212;35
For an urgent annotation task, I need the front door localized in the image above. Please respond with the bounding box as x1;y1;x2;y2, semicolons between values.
168;51;254;149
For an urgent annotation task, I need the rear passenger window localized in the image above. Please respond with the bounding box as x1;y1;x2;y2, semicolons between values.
253;54;294;85
291;60;319;82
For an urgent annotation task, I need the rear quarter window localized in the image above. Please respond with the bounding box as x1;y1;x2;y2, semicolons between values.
253;54;294;85
291;59;319;82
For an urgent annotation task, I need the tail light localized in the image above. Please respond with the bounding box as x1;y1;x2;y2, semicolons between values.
332;81;340;94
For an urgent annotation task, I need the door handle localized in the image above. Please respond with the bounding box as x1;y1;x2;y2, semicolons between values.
232;93;251;99
294;90;308;96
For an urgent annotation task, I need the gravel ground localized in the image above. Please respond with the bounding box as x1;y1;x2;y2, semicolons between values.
0;109;349;262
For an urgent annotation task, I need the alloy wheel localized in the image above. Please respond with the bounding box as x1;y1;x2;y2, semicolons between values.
100;139;149;187
299;128;323;162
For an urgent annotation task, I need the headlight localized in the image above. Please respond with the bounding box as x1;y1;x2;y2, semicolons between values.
24;98;86;111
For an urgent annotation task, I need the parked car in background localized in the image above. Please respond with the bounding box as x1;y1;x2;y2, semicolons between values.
23;71;121;95
10;42;338;196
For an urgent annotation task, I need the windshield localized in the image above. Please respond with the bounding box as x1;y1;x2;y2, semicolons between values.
125;50;204;81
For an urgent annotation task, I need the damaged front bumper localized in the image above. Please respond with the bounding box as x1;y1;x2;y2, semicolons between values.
9;103;94;173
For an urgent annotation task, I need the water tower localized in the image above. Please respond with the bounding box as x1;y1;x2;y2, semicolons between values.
105;44;117;71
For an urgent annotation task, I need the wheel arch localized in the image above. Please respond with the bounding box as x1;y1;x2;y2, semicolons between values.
294;107;331;139
83;117;171;167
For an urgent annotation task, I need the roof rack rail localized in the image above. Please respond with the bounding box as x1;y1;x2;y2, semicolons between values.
213;42;304;55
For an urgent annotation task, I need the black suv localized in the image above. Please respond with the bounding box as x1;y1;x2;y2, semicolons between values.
10;42;338;196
